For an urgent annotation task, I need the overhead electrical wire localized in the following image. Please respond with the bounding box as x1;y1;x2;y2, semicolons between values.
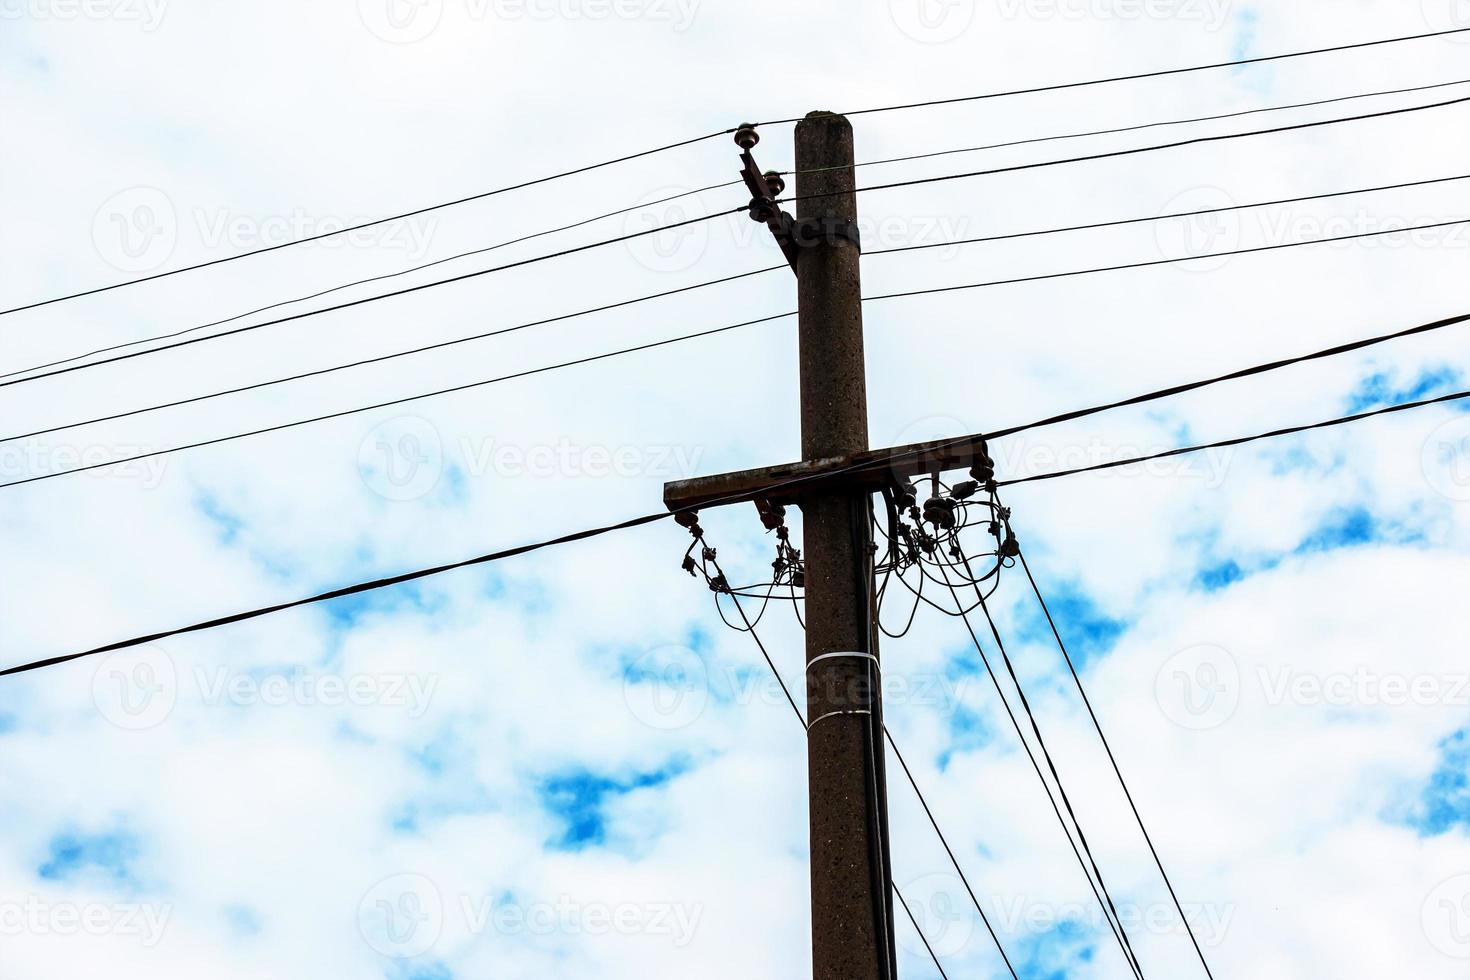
932;554;1146;978
754;27;1470;125
7;220;1467;486
0;206;745;392
786;76;1470;179
12;174;1464;444
4;378;1466;675
11;79;1465;384
1014;543;1216;980
11;170;1465;408
0;130;738;317
863;216;1470;305
5;26;1462;318
776;94;1470;209
0;266;786;445
997;386;1470;487
0;179;745;382
0;311;797;489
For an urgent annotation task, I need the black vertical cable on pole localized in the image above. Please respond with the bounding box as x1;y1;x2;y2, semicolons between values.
1014;545;1217;980
708;555;965;978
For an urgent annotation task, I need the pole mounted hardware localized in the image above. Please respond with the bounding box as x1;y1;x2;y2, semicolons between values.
734;124;864;275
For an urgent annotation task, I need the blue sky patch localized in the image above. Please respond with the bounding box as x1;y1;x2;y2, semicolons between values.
1345;365;1463;414
537;758;690;851
1014;581;1125;670
223;904;263;938
38;828;142;888
1406;728;1470;837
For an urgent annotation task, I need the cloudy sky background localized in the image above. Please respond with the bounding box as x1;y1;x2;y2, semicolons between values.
3;0;1470;977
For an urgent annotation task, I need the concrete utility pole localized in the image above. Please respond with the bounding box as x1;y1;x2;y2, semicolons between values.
666;109;986;979
791;110;896;980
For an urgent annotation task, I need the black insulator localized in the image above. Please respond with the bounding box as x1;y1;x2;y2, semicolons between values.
792;570;806;589
1000;533;1020;558
763;170;786;196
951;480;978;500
734;124;760;149
923;496;956;529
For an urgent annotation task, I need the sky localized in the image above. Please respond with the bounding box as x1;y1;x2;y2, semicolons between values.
3;0;1470;977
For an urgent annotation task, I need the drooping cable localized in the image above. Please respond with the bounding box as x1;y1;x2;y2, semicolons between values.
1013;541;1215;980
932;556;1145;979
7;375;1467;674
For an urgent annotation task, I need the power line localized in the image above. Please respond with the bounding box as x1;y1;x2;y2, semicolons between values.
0;130;735;318
16;78;1459;384
867;173;1470;260
883;728;1021;980
0;179;745;382
865;216;1470;304
7;26;1463;318
17;178;1462;445
1014;545;1216;980
0;311;796;489
778;95;1470;208
0;511;673;678
755;27;1470;125
894;886;951;980
5;376;1464;675
933;555;1146;978
1;265;785;444
790;77;1470;179
9;219;1466;486
0;207;744;392
998;386;1470;487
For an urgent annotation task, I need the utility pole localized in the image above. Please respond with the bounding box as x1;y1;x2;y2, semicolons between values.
666;110;987;979
790;110;895;980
